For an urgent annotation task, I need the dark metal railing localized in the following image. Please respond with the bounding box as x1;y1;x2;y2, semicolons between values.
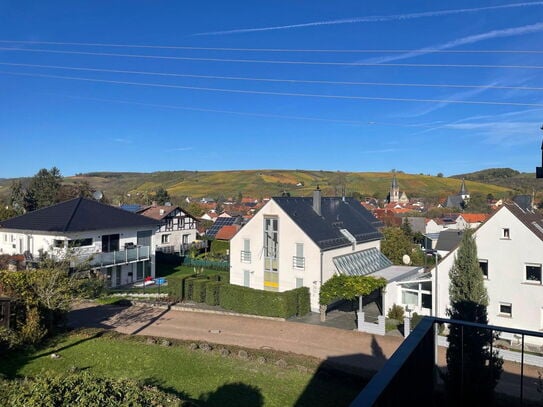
351;316;543;407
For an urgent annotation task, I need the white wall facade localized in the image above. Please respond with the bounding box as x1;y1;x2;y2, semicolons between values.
230;199;381;312
432;206;543;344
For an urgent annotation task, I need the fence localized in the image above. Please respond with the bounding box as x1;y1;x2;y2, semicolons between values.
352;317;543;406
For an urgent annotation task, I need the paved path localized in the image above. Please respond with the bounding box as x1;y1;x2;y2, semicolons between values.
68;302;402;376
68;302;542;401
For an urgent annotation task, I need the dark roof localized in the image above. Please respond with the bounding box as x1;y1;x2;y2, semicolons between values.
504;201;543;242
0;198;158;233
445;194;464;209
435;229;464;252
459;178;468;195
273;196;383;250
512;195;533;212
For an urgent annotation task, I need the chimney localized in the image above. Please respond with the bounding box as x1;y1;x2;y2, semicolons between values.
313;186;322;216
151;201;157;207
159;209;165;216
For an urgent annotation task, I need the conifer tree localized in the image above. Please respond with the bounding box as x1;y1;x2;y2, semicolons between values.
444;230;503;404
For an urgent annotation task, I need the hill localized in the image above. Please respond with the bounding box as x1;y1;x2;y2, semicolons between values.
451;168;543;194
1;170;511;204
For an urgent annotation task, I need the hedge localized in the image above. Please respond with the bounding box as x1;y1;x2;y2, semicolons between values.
166;276;183;299
205;281;222;306
167;274;197;300
218;285;310;318
294;287;311;316
192;279;209;303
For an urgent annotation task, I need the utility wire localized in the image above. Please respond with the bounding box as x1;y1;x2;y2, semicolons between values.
0;39;542;54
45;94;441;128
3;70;543;108
1;62;543;91
1;47;542;69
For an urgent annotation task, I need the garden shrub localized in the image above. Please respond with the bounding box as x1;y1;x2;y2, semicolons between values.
294;287;311;316
166;276;184;300
411;312;423;331
210;240;229;256
205;281;222;306
0;370;183;406
192;279;208;303
387;304;405;321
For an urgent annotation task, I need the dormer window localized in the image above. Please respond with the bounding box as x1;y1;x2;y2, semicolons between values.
502;228;510;239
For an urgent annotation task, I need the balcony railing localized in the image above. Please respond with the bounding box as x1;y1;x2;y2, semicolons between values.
351;317;543;406
67;246;151;269
241;251;252;263
292;256;305;269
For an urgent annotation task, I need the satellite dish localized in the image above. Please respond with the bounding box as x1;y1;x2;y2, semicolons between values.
402;254;411;265
92;190;103;201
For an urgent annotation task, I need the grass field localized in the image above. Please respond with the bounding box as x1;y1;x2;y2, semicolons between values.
0;331;365;406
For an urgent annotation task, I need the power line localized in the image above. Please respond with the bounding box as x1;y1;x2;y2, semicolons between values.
3;70;543;108
2;61;543;91
42;93;441;128
1;47;542;69
1;39;542;54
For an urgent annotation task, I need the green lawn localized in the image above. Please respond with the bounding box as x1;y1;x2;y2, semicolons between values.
0;332;364;407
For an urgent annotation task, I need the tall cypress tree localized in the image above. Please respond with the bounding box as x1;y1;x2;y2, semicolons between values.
444;230;503;404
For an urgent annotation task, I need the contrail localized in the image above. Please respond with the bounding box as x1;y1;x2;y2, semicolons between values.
364;21;543;64
195;2;543;35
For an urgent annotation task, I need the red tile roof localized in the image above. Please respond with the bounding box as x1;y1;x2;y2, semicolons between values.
215;224;241;240
461;213;489;223
138;205;177;220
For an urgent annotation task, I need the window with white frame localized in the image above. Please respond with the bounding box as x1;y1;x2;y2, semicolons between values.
293;243;305;269
502;228;510;239
525;264;542;284
241;238;251;263
400;281;432;310
264;217;278;272
499;302;512;317
161;234;170;244
479;259;489;279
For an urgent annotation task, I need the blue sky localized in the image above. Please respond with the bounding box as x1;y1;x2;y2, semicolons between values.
1;1;543;178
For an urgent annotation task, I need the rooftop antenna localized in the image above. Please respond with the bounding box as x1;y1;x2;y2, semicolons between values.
92;190;103;201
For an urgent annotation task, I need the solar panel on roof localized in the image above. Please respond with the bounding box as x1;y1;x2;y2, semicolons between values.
206;217;238;238
120;204;143;213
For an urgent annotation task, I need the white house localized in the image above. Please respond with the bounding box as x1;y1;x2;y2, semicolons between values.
230;188;420;313
432;202;543;344
0;197;159;288
137;204;199;254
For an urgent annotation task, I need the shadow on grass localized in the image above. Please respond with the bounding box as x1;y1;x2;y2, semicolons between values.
294;351;383;407
142;378;263;407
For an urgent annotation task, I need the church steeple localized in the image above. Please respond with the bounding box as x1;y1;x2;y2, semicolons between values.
459;178;469;200
389;174;400;203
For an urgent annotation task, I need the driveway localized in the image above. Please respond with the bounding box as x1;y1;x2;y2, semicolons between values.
68;302;542;401
68;302;401;376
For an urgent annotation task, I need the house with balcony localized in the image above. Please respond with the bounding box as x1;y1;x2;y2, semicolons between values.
431;201;543;344
230;188;404;312
0;197;159;288
137;204;200;254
